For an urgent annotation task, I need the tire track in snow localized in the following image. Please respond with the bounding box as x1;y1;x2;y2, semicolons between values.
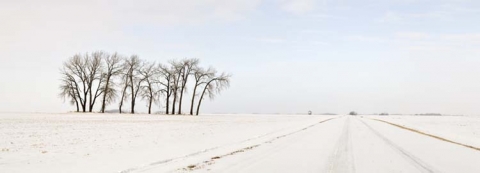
119;129;285;173
119;117;336;173
175;118;336;172
325;117;355;173
359;118;439;173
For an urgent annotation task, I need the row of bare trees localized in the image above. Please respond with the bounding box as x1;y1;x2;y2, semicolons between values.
59;51;231;115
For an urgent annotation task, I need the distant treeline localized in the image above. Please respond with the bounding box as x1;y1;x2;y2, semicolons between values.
415;113;442;116
59;51;231;115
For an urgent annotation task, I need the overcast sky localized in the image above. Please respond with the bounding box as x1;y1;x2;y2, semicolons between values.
1;0;480;115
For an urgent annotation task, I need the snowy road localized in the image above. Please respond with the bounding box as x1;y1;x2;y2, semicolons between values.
165;116;480;173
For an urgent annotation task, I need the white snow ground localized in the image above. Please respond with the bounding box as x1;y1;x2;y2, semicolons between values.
370;115;480;148
1;113;480;173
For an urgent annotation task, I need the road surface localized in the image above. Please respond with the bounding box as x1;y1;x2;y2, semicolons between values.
146;116;480;173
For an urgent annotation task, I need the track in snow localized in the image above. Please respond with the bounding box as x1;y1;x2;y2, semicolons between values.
125;118;335;173
325;117;355;173
358;119;437;173
167;116;480;173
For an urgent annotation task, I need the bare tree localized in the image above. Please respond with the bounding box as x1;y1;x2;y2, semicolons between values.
170;60;183;115
61;54;89;112
177;58;199;115
60;54;232;114
118;56;142;114
59;76;80;112
139;61;159;114
60;52;106;113
100;53;124;113
123;55;145;114
157;63;174;114
86;51;106;112
196;72;231;115
190;67;215;115
118;60;130;114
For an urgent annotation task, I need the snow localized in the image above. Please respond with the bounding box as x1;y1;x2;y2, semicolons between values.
362;116;480;173
0;113;330;173
1;113;480;173
370;115;480;148
180;116;480;173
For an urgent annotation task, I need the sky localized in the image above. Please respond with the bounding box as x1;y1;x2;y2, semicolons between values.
1;0;480;115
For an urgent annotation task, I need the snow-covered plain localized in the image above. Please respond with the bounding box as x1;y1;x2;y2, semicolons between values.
0;113;331;173
370;115;480;148
1;113;480;173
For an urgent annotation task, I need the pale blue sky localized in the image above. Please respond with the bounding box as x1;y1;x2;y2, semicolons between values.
1;0;480;115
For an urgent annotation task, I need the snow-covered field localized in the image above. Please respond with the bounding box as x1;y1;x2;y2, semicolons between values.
0;113;331;173
1;113;480;173
370;115;480;148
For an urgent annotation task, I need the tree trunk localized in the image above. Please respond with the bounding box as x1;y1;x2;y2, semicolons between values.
171;73;181;115
130;75;135;114
89;82;102;113
119;76;128;114
83;91;88;112
89;83;93;112
119;90;125;114
100;77;110;113
164;83;170;115
178;87;184;115
165;93;170;115
75;98;79;112
178;72;190;115
89;95;92;112
119;102;123;114
172;91;177;115
131;100;135;114
148;85;153;114
73;81;85;113
148;97;152;114
119;91;124;114
190;83;198;115
196;86;208;116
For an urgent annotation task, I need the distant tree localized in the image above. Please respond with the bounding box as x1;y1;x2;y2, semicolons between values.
118;55;144;114
60;54;89;112
170;60;183;115
100;53;124;113
196;71;231;115
60;52;108;113
190;67;215;115
139;61;159;114
118;60;130;114
127;56;145;114
86;51;106;112
177;58;199;115
157;63;174;114
59;76;80;112
60;53;232;114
